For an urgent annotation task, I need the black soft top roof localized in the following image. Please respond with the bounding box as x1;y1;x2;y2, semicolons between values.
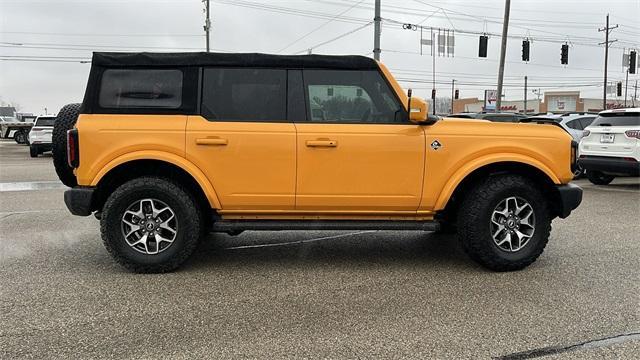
91;52;379;70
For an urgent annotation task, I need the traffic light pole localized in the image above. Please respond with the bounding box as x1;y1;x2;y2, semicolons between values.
524;76;528;115
495;0;511;111
451;79;455;114
599;14;618;110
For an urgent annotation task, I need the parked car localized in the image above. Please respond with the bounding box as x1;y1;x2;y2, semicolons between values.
578;108;640;185
523;114;596;178
0;116;34;144
448;112;528;122
28;115;56;157
55;52;581;273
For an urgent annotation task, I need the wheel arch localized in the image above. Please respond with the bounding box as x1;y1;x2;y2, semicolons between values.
435;159;563;222
90;154;221;214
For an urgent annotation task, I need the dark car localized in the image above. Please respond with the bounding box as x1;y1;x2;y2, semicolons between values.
448;112;528;122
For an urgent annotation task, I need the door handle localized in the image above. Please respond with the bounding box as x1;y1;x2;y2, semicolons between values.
306;140;337;147
196;138;228;146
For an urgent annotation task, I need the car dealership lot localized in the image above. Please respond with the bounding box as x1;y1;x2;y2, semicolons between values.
1;138;639;359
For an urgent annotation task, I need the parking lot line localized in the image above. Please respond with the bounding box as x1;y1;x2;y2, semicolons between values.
0;181;66;192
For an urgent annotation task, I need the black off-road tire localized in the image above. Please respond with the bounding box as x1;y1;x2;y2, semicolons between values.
52;103;81;187
29;145;39;158
457;174;551;272
586;170;614;185
101;177;203;273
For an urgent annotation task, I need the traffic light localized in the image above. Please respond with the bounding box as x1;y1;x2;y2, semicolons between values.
630;50;637;74
454;89;459;99
479;35;488;58
616;82;622;96
561;44;569;65
522;40;530;61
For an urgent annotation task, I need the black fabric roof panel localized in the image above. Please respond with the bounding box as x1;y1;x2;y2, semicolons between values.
91;52;378;70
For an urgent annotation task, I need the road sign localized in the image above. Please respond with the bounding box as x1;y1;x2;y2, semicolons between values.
484;90;497;111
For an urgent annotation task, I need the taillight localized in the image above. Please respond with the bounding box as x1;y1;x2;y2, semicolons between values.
67;129;79;168
570;140;578;173
625;130;640;139
582;130;590;137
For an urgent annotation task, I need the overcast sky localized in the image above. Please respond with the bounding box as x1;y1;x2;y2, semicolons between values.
1;0;639;115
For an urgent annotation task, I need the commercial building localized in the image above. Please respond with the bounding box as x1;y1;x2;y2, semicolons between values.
453;90;632;114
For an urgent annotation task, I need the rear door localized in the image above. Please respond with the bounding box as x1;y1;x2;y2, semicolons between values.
294;69;425;211
581;112;640;157
185;68;296;210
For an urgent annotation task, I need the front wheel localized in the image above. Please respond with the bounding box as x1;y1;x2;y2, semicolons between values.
29;145;39;158
457;175;551;271
101;177;203;273
586;170;614;185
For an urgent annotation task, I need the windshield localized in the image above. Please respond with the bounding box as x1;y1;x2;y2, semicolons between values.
35;117;56;127
590;112;640;127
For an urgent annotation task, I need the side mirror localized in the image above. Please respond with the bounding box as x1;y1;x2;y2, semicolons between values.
409;96;429;123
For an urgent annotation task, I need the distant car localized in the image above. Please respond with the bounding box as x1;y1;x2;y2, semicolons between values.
448;112;528;122
578;108;640;185
28;115;56;157
0;116;34;144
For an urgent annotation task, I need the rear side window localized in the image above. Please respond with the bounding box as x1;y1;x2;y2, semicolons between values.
578;117;595;129
99;69;183;109
35;117;55;126
590;113;640;127
565;119;582;130
201;68;286;122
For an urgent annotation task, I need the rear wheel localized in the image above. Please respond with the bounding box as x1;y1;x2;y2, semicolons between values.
14;130;27;144
29;145;38;158
101;177;203;273
586;170;614;185
457;174;551;271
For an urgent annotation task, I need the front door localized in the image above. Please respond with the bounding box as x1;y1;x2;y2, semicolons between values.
186;68;296;210
294;69;426;211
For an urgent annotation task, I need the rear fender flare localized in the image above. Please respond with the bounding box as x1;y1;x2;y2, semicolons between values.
91;151;222;209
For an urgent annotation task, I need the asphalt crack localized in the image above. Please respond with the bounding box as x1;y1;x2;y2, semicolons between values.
495;331;640;359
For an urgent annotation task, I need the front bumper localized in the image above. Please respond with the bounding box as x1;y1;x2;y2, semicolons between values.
579;155;640;176
64;187;95;216
556;183;583;218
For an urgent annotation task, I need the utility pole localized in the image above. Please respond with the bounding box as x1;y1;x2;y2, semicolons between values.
204;0;211;52
373;0;381;60
524;76;528;115
495;0;511;111
599;14;618;110
624;68;629;106
451;79;455;114
432;30;436;115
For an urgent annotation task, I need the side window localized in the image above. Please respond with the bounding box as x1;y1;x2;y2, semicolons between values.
566;119;582;130
578;117;595;129
302;70;404;124
99;69;183;109
201;68;286;122
484;115;514;122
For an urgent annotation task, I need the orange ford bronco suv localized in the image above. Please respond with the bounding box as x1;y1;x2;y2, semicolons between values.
54;52;582;273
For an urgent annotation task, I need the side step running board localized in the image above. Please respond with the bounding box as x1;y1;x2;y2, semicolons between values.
211;220;440;232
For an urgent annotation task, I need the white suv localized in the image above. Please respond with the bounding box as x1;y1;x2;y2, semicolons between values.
28;115;56;158
578;108;640;185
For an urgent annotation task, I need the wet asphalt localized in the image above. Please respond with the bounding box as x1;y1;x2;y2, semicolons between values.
1;138;639;359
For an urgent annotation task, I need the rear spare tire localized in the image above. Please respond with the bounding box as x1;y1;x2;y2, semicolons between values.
52;103;81;187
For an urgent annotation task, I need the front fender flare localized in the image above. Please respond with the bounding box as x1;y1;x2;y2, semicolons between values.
433;153;560;211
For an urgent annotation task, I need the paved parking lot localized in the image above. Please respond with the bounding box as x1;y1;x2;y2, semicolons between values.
1;138;639;359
